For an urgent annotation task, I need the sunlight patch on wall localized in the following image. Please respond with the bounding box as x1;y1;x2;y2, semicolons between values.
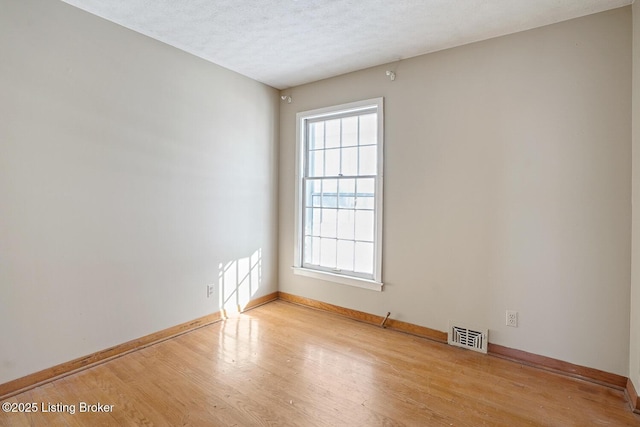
219;248;262;314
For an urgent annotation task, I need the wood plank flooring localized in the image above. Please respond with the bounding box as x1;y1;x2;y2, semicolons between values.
1;300;638;426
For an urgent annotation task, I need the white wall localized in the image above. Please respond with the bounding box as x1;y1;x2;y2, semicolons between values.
279;7;631;375
0;0;279;383
631;1;640;394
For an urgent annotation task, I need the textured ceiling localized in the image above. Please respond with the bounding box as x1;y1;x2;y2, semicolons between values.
60;0;632;89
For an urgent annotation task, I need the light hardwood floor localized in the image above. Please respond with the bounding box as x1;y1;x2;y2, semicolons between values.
1;300;639;426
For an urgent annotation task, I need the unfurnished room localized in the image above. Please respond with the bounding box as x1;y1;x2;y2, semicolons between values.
2;0;640;425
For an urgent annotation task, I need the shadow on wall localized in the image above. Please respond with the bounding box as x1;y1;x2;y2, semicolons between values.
218;248;262;314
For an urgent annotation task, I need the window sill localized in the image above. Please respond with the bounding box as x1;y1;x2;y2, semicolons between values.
292;267;383;292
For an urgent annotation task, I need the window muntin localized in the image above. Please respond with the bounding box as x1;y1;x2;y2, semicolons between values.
294;98;383;289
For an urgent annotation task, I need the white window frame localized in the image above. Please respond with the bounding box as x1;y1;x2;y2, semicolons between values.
293;98;384;291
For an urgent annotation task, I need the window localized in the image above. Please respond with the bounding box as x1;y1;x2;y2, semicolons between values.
293;98;383;291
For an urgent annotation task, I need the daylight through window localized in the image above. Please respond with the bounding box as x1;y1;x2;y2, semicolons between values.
294;98;383;290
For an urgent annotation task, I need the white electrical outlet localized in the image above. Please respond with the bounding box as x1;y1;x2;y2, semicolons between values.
207;285;215;298
506;310;518;327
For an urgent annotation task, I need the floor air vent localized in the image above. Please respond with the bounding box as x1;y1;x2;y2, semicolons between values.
448;322;488;354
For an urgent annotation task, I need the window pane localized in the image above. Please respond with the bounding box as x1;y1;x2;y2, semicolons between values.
359;145;377;175
320;238;337;269
356;178;375;209
340;178;356;194
322;179;337;208
325;119;340;148
341;147;358;176
311;237;321;265
359;113;377;146
308;149;324;177
304;236;313;264
342;116;358;147
358;194;375;210
320;208;337;238
304;207;313;235
357;178;375;194
337;209;355;239
337;240;355;271
338;179;356;208
354;242;374;274
339;195;356;209
312;208;321;235
323;179;337;194
309;122;324;150
325;148;340;176
355;210;374;242
305;179;320;207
